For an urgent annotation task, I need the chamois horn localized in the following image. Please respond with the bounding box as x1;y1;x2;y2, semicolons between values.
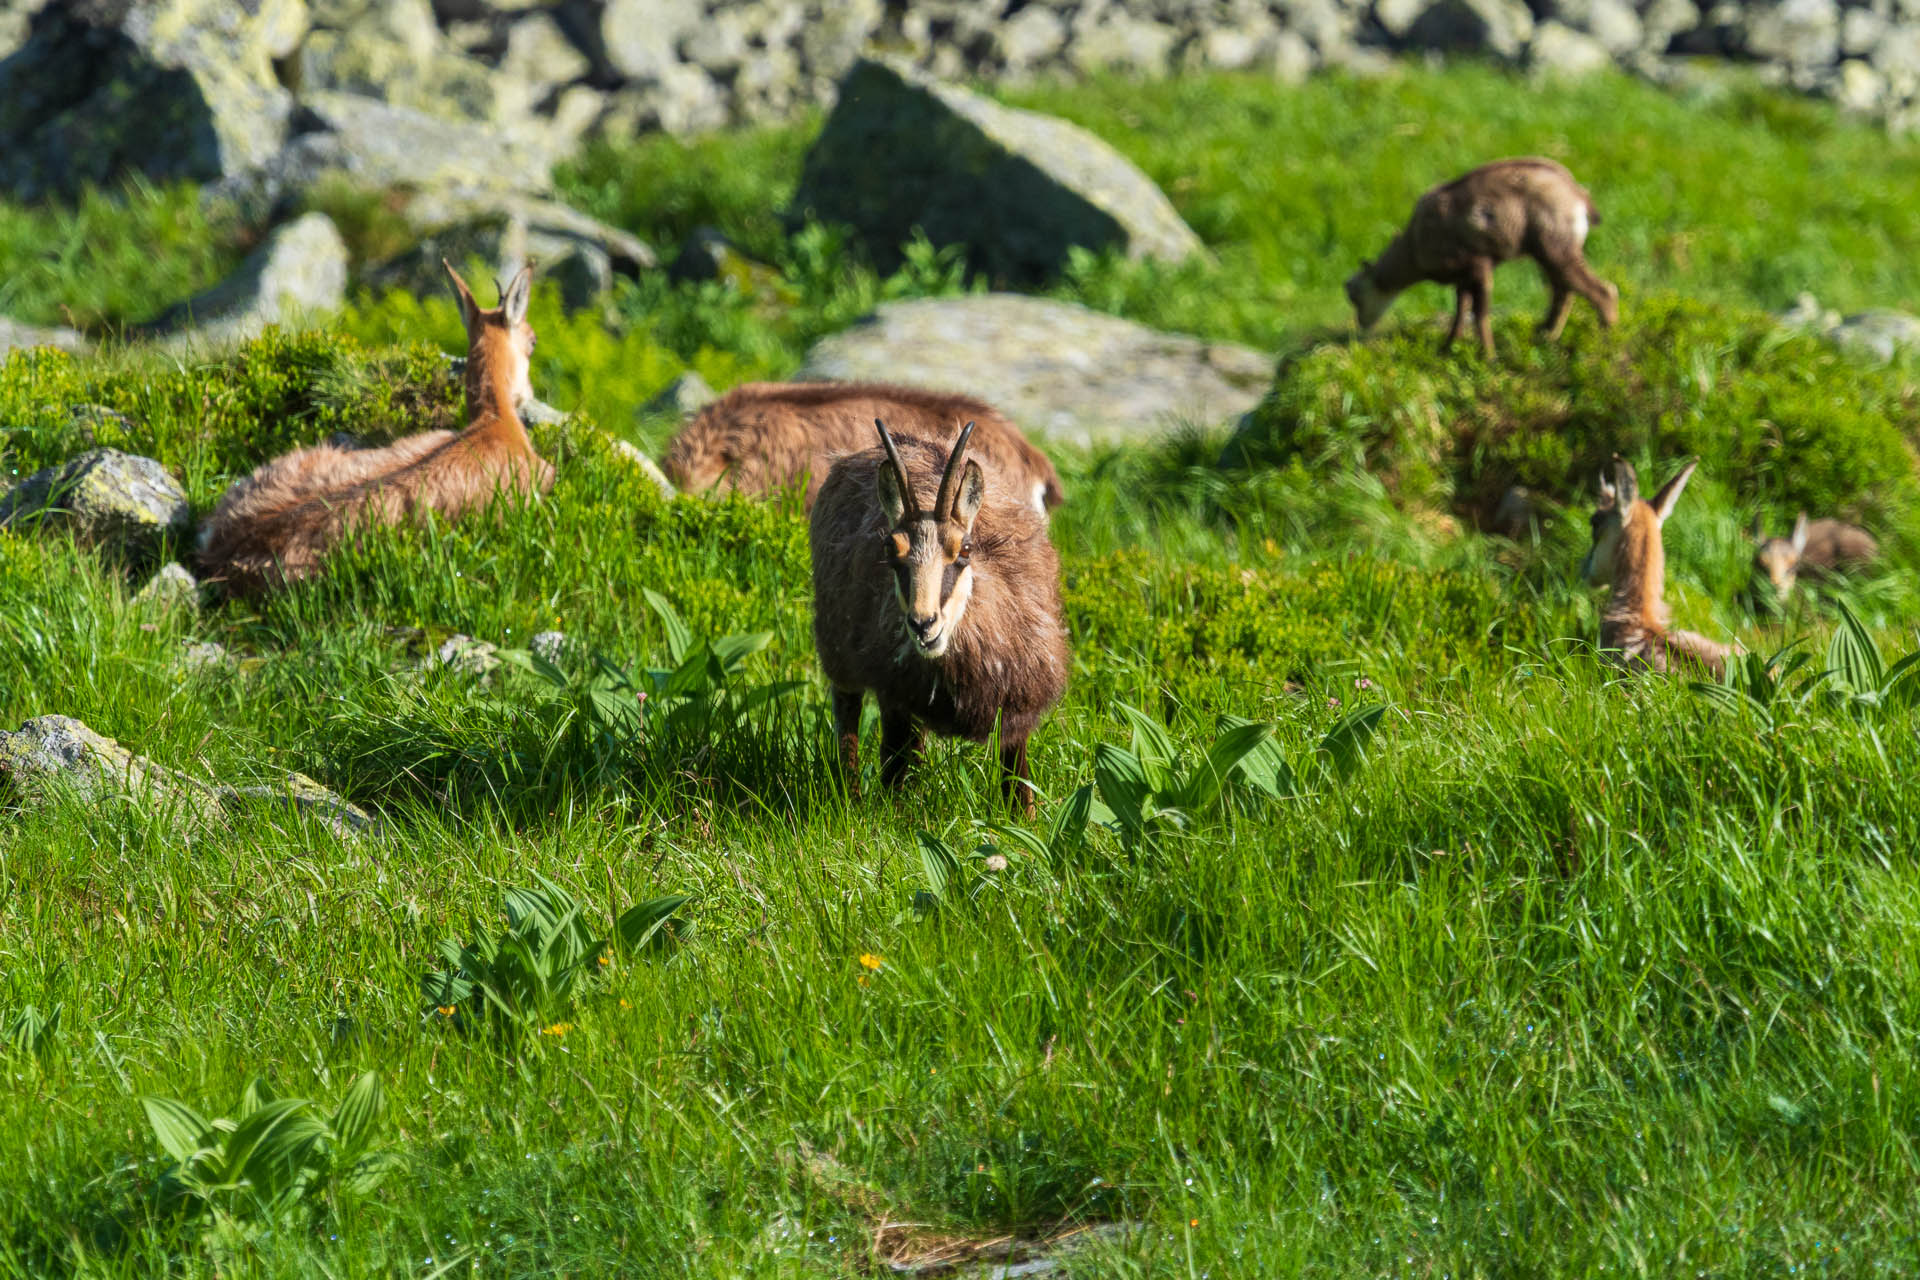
874;418;914;514
934;420;976;519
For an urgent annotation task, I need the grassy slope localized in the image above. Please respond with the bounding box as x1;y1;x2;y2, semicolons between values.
1;65;1919;1277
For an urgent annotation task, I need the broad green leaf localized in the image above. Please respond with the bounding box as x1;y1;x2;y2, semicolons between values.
1178;721;1274;810
643;589;693;665
709;631;773;671
917;832;961;900
143;1097;213;1162
1318;705;1387;783
215;1097;324;1199
331;1072;385;1159
341;1149;405;1197
1094;743;1150;837
1116;703;1179;791
1827;600;1883;694
1689;680;1764;721
985;827;1050;862
616;893;693;954
1050;783;1095;852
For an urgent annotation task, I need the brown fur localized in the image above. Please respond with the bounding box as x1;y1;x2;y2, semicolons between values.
198;263;555;595
1346;157;1619;357
1582;455;1738;680
810;426;1069;816
666;381;1063;515
1751;513;1880;599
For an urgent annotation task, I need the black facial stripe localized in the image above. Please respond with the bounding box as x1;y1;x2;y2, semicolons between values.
940;559;964;601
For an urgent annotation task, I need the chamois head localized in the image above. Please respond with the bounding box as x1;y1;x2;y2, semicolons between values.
874;417;984;659
1581;455;1697;586
1751;512;1810;597
1344;259;1394;331
444;260;536;410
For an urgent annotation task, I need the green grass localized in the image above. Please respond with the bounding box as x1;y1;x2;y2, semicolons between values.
4;63;1920;1276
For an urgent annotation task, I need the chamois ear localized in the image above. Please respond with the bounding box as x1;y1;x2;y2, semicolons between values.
501;263;534;327
1597;468;1616;506
1610;454;1639;509
443;259;481;332
1649;457;1697;521
876;462;906;525
952;459;986;531
1790;511;1809;554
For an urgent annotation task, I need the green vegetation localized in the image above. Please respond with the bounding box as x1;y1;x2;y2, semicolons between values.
4;63;1920;1276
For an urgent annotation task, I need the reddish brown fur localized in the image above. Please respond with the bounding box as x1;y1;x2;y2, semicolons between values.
810;429;1068;815
198;264;554;595
666;381;1063;514
1583;456;1738;680
1346;157;1619;357
1751;513;1880;599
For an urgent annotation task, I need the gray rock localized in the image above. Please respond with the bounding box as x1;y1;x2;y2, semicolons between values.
590;63;729;138
1637;0;1703;52
1872;27;1920;91
1743;0;1840;69
133;562;200;612
146;212;348;348
682;8;752;72
497;12;590;111
1545;0;1643;51
0;449;191;557
1530;21;1616;74
798;295;1272;447
296;0;503;125
0;0;297;200
530;629;572;666
790;56;1206;283
178;638;236;672
1841;9;1885;57
1199;18;1282;71
1832;309;1920;362
601;0;703;80
365;188;656;311
519;396;569;427
426;633;502;678
215;771;379;840
1834;57;1885;111
1069;12;1182;73
997;6;1070;70
0;715;221;821
640;371;719;419
1401;0;1536;58
0;316;89;360
610;438;680;498
0;0;49;62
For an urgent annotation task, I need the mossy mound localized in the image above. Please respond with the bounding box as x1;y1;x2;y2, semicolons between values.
1228;294;1920;542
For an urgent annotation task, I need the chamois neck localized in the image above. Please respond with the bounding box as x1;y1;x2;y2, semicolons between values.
462;328;529;444
1369;234;1420;292
1605;515;1669;631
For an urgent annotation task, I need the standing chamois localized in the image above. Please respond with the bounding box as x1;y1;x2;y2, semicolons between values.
197;262;555;594
665;382;1063;516
1751;513;1880;601
1582;455;1737;679
1346;157;1619;357
810;419;1069;815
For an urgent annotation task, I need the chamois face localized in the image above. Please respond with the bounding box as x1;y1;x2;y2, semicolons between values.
875;421;985;660
1751;514;1809;597
1580;457;1697;586
445;261;538;409
1345;261;1393;331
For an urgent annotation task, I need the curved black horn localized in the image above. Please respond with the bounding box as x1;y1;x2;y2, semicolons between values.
874;418;913;514
934;421;976;518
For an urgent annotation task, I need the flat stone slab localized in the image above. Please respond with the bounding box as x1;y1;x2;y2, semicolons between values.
798;295;1272;447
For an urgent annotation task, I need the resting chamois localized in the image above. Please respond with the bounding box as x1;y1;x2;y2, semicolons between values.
1346;157;1619;357
1751;513;1880;601
665;382;1062;516
198;263;554;594
810;419;1069;815
1581;455;1736;679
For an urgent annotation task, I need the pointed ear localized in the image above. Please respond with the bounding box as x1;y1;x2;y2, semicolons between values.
1649;457;1697;521
501;263;533;327
444;259;481;331
876;461;906;525
952;459;985;531
1791;512;1809;554
1611;455;1639;509
1597;468;1616;505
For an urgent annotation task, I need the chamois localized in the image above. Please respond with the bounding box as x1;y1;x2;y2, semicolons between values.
1751;513;1880;600
197;262;555;595
1345;157;1619;357
665;381;1063;515
1581;455;1737;679
810;419;1069;815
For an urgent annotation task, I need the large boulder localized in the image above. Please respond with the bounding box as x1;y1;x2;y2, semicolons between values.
798;295;1271;447
0;315;89;360
0;0;301;201
789;56;1206;283
145;211;348;348
295;0;514;124
0;449;191;557
0;715;222;821
364;188;657;311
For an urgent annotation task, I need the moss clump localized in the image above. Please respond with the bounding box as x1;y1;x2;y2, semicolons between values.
1230;294;1920;541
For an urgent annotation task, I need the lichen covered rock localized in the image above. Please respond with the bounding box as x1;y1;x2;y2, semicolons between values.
0;715;222;820
0;449;191;557
146;212;349;348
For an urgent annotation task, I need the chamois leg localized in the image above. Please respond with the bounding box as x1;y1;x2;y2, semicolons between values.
1538;260;1576;341
1570;258;1619;328
1441;288;1469;352
1000;737;1036;819
879;704;923;790
1469;258;1495;357
831;688;864;796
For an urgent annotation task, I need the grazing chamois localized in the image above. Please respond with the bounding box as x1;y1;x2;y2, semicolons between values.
810;419;1069;816
1581;455;1737;679
665;382;1063;516
197;262;555;594
1345;157;1619;357
1751;513;1880;600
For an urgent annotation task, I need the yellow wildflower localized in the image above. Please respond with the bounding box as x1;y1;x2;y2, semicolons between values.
858;953;883;971
540;1022;574;1037
436;1005;457;1017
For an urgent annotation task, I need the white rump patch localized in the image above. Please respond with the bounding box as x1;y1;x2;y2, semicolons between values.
1572;204;1589;245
